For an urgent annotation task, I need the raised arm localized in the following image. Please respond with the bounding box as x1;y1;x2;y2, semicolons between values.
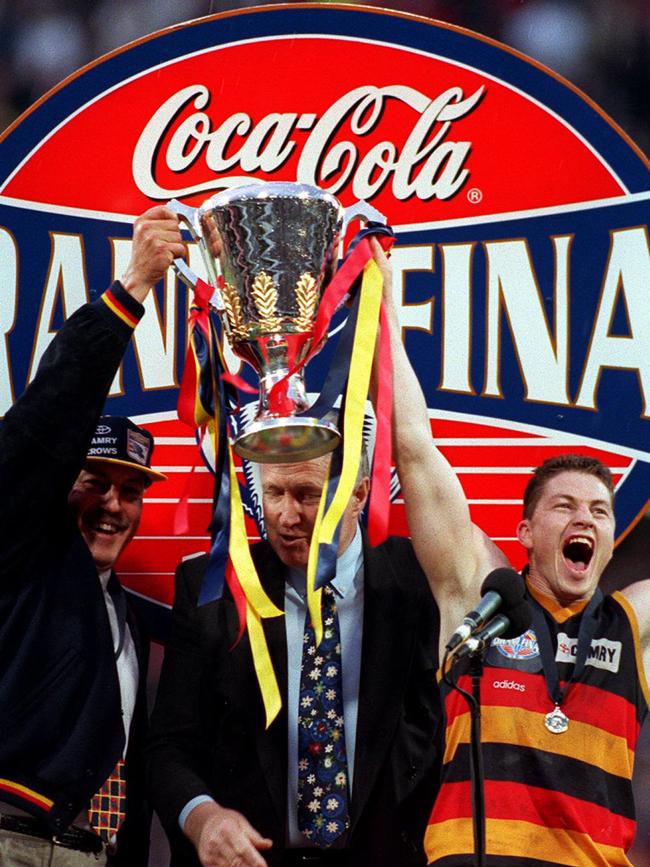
620;580;650;691
0;206;184;579
371;240;508;654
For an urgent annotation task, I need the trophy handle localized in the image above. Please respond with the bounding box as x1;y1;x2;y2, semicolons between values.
167;198;204;290
342;199;387;230
339;199;387;260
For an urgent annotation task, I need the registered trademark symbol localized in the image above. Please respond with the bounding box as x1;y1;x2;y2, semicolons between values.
467;187;483;203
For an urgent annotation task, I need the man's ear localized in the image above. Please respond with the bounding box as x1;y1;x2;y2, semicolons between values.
516;518;533;551
353;478;370;517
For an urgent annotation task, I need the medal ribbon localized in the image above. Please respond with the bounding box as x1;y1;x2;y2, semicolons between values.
531;587;603;711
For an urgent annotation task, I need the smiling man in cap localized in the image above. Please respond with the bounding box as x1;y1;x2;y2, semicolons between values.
0;205;184;866
70;417;167;573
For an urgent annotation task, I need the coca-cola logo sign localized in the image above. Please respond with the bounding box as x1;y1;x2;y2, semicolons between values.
0;5;648;631
131;83;484;202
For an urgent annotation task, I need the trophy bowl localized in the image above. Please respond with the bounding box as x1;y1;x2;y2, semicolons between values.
171;182;346;463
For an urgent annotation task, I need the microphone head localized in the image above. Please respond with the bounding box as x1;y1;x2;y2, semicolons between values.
499;600;534;639
481;567;525;610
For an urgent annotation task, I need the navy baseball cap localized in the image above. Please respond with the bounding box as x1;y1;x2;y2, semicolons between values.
86;416;167;483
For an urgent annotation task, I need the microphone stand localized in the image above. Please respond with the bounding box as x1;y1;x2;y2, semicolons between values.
468;652;486;867
444;648;487;867
444;594;533;867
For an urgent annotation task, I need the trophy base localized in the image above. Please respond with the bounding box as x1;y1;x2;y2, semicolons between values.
233;417;341;464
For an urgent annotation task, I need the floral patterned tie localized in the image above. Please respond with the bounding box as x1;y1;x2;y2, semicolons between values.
297;584;350;846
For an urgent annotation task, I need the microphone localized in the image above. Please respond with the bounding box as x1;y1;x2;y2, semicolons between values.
445;568;524;652
454;600;533;661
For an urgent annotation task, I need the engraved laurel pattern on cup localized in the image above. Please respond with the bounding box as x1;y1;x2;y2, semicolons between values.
251;271;282;333
293;273;319;333
221;281;248;342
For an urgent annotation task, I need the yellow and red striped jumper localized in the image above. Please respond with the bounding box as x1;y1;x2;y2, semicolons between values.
425;583;649;867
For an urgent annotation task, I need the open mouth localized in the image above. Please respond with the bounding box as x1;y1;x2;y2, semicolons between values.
562;535;594;572
88;516;127;537
92;523;119;536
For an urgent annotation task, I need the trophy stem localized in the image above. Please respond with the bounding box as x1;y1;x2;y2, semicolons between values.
233;368;340;464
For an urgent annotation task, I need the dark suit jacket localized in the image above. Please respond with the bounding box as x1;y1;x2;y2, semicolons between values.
146;535;441;866
0;284;150;864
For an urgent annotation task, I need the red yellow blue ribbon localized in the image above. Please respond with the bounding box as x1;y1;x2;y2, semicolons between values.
307;259;384;643
226;447;283;726
367;302;393;546
177;230;393;721
178;278;282;726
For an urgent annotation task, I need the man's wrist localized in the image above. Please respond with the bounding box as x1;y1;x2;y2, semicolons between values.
179;795;216;832
119;268;152;305
97;282;144;333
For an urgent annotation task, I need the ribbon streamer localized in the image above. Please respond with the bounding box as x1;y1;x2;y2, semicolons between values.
267;238;373;406
176;227;393;722
366;302;393;546
306;259;384;644
177;277;283;726
227;447;283;727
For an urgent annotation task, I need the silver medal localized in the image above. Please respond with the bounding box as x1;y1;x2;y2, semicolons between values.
544;705;569;734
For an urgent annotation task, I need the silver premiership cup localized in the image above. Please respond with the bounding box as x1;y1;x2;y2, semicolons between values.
169;182;384;463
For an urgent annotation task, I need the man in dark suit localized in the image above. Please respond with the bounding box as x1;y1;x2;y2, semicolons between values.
146;237;510;867
0;206;185;865
146;452;442;867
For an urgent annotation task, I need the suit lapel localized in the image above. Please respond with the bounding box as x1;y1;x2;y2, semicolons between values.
350;536;420;828
251;543;289;830
243;538;422;834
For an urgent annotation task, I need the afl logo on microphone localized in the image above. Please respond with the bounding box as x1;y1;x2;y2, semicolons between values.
493;629;540;660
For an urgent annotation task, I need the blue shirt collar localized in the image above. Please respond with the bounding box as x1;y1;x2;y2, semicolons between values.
287;525;363;599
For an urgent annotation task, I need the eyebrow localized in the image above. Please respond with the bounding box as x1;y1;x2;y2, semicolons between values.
84;470;145;488
263;483;321;495
550;494;611;508
262;484;283;494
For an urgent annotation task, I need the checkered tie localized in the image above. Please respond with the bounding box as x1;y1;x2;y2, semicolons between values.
88;759;126;843
297;584;350;846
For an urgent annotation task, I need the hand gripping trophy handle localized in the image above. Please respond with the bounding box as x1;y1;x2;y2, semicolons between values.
167;198;201;284
167;183;386;463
